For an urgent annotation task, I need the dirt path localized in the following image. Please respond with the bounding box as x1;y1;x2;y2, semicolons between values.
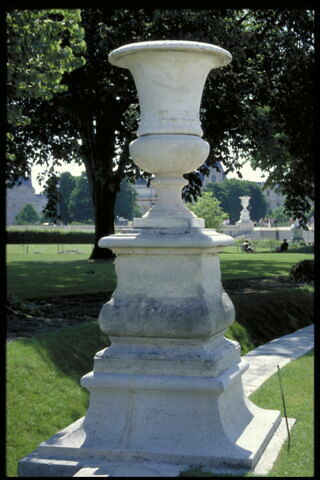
7;276;307;341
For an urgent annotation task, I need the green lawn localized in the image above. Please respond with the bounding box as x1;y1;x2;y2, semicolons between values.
249;350;314;477
182;350;314;477
6;322;108;477
220;251;312;280
6;244;313;299
6;244;116;298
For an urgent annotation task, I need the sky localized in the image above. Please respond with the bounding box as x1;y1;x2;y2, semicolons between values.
31;160;266;194
226;162;266;183
32;161;86;194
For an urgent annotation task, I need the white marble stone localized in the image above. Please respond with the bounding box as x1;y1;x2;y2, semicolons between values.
108;40;232;137
109;41;231;229
97;229;235;340
236;195;253;226
130;134;208;228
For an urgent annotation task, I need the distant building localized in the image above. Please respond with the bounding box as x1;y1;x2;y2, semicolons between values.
255;182;286;211
6;177;47;225
201;161;227;188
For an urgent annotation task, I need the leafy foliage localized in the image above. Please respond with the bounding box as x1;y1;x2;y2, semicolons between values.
6;9;86;175
58;172;76;224
68;172;95;223
6;230;94;244
188;192;228;229
267;206;291;225
41;174;60;223
40;171;141;225
7;10;86;106
114;179;141;220
15;203;40;225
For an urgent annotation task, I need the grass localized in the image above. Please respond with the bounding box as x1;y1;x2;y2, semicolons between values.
249;350;314;477
228;289;314;354
181;351;314;477
220;251;313;280
6;244;313;299
6;322;109;477
6;244;116;298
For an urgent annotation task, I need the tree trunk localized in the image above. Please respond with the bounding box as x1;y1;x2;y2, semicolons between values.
79;111;123;260
89;179;117;260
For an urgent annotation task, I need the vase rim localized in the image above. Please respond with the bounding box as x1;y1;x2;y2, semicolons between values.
109;40;232;67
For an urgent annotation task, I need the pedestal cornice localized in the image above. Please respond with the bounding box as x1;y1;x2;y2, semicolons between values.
98;228;235;253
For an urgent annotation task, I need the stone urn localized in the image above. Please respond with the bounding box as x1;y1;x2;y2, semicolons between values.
109;40;231;228
237;195;252;224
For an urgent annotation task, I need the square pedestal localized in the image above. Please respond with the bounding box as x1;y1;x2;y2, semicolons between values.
18;359;281;477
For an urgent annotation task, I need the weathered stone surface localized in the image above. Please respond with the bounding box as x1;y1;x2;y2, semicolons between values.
98;230;235;339
108;40;232;137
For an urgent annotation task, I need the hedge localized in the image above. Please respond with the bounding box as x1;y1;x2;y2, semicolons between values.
6;230;95;244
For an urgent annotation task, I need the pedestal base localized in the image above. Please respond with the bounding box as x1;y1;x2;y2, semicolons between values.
235;221;254;229
18;360;281;477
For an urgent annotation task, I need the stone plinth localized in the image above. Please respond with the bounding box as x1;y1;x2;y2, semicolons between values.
290;223;304;242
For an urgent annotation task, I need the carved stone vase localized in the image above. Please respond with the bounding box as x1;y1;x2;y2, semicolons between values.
109;40;231;229
19;41;281;478
237;195;253;225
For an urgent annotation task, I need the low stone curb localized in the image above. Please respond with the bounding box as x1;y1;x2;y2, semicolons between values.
242;324;314;397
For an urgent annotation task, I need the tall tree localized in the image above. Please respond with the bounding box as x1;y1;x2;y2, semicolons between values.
239;10;314;224
115;179;140;221
58;172;76;224
6;9;86;178
8;9;314;258
188;192;228;230
68;172;94;223
15;203;40;225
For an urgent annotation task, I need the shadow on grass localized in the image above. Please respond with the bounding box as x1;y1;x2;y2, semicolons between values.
220;257;307;279
7;259;116;298
22;321;111;383
230;289;313;348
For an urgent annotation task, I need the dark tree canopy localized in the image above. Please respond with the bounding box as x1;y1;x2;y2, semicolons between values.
8;9;314;257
